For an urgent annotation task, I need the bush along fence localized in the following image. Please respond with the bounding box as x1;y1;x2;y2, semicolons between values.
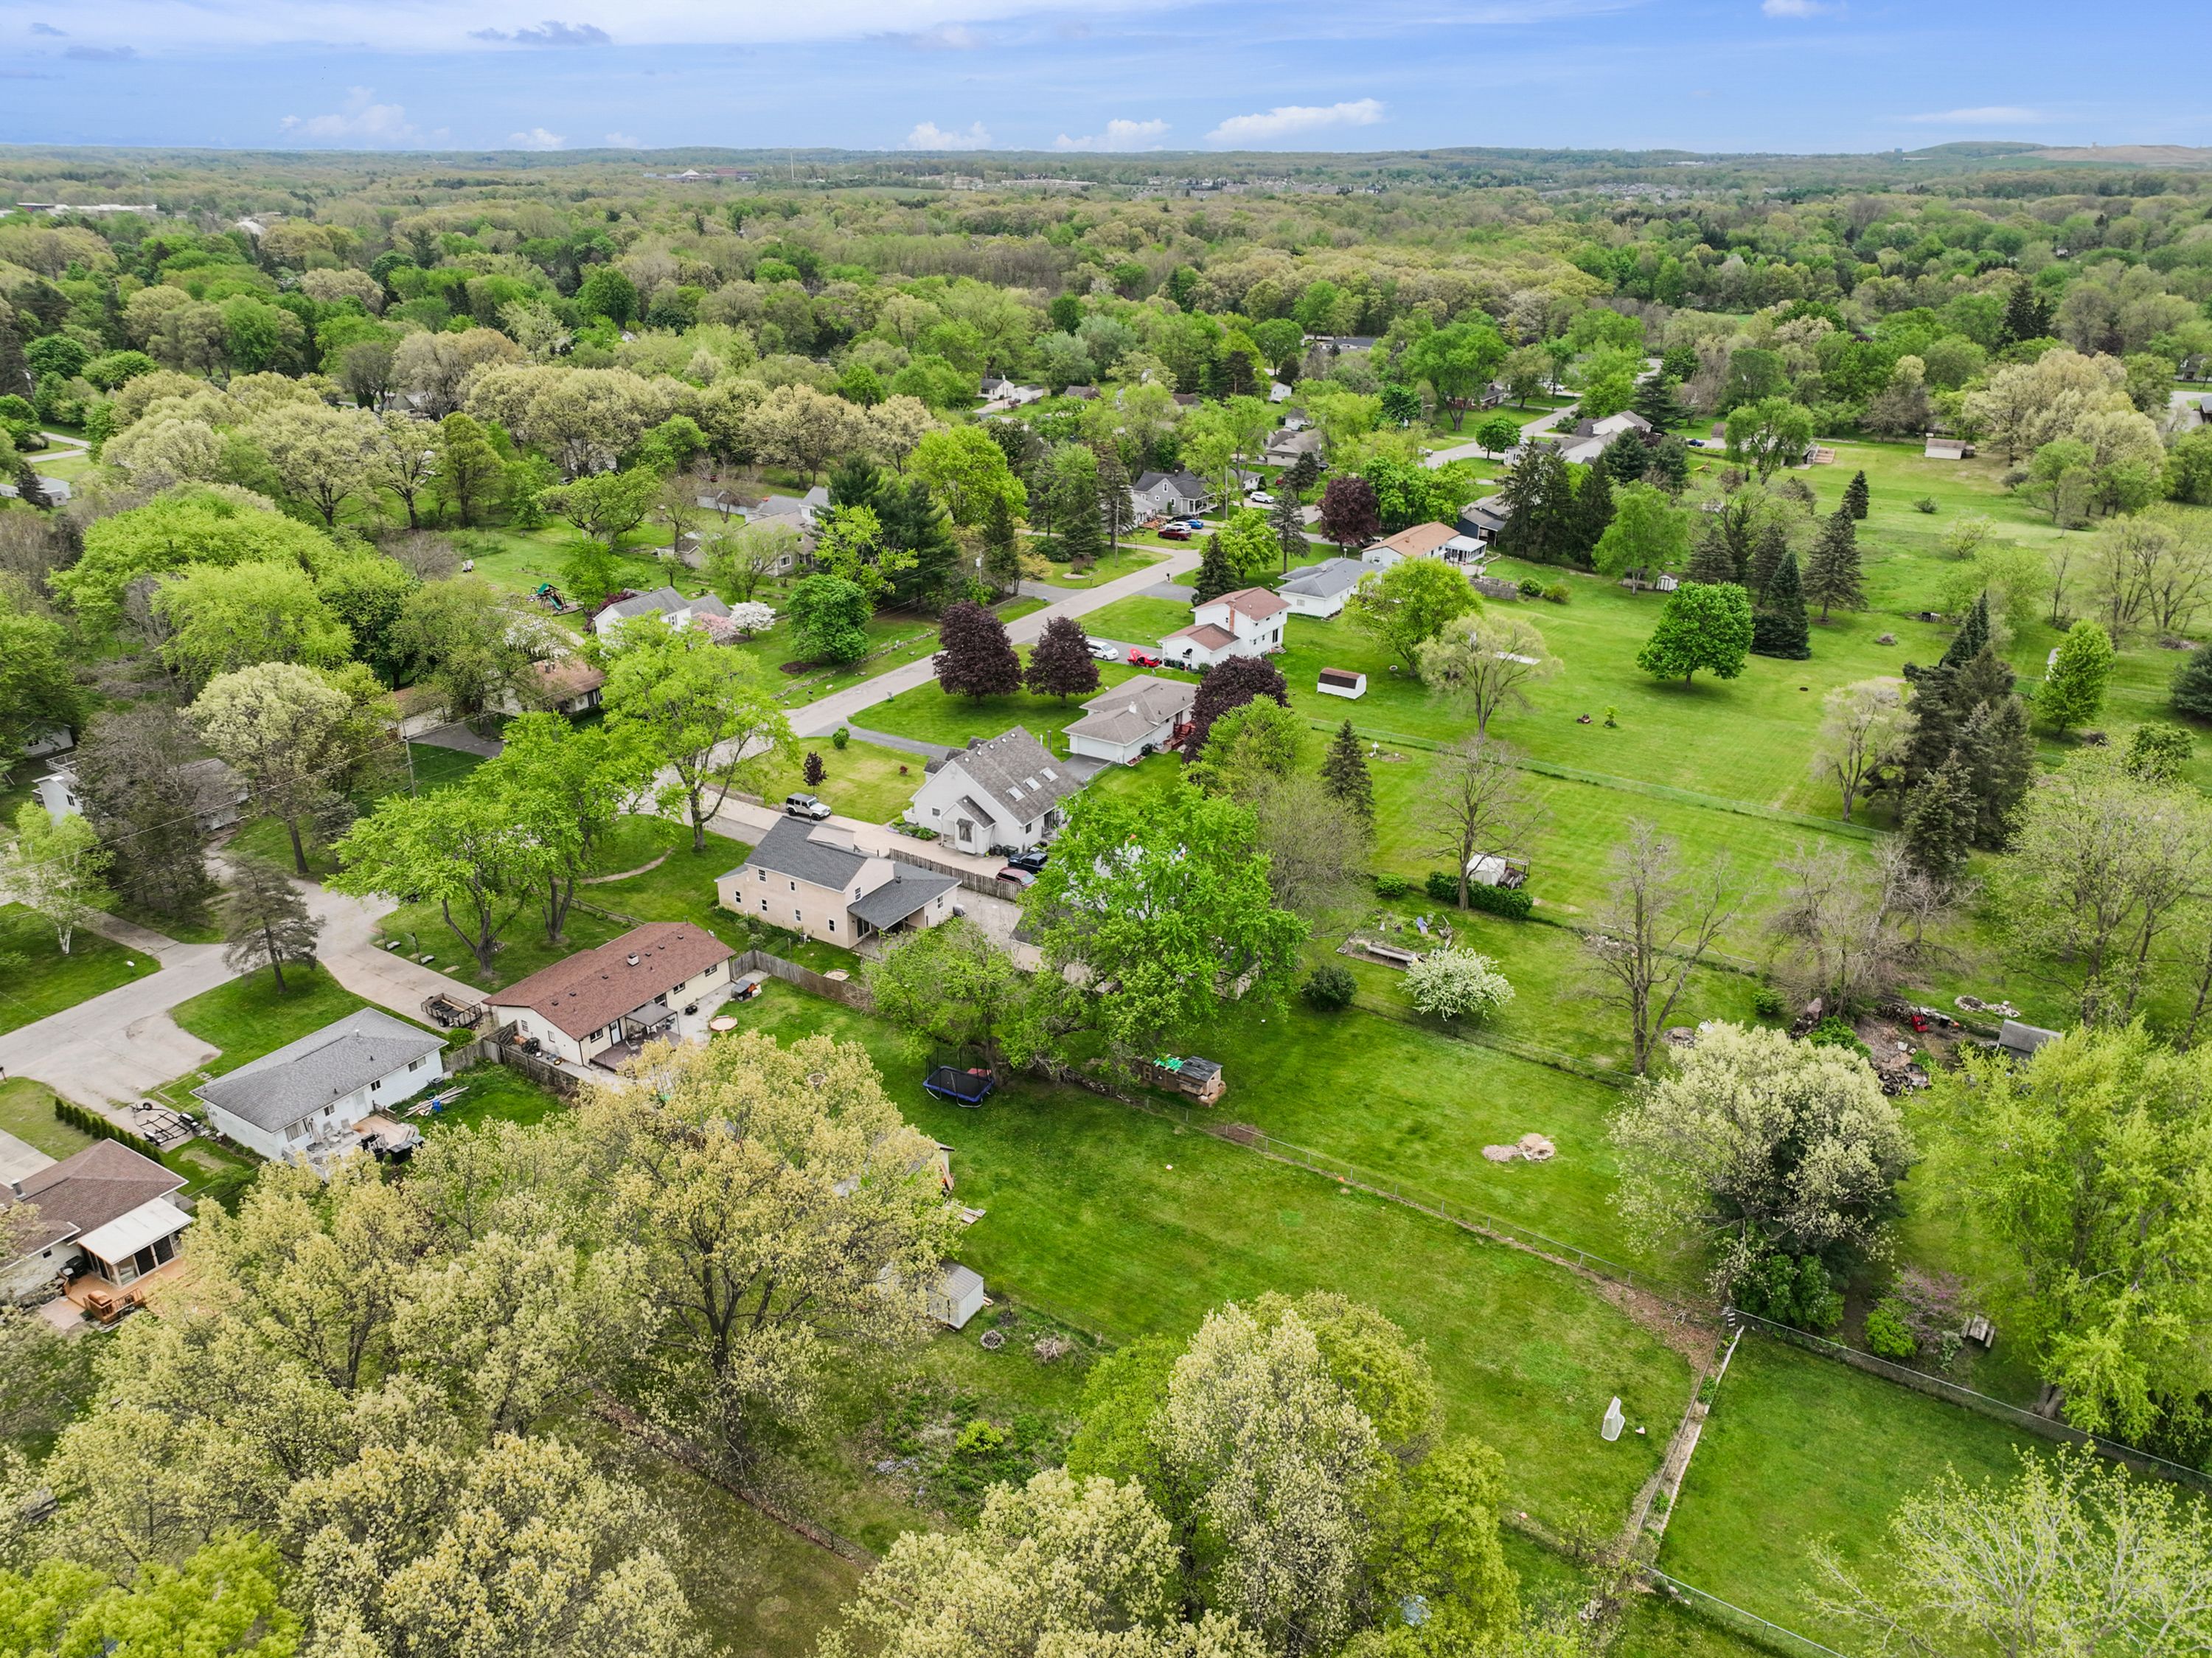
53;1098;167;1165
1725;1307;2212;1492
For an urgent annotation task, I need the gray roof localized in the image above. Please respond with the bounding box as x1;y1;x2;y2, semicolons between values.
936;728;1080;823
599;586;688;622
1134;471;1209;499
849;867;959;929
1065;675;1192;746
1279;558;1368;600
192;1008;443;1133
740;814;871;891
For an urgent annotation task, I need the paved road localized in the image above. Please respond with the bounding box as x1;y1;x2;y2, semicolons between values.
786;544;1201;738
307;884;489;1016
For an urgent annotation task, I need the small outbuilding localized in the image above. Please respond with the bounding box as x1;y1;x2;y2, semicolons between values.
930;1261;987;1330
1997;1019;2062;1060
1317;667;1366;700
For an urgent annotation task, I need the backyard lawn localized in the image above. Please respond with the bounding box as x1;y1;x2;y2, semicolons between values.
1660;1334;2053;1648
1023;543;1167;588
1078;594;1200;648
167;963;382;1077
417;1062;568;1133
723;980;1699;1530
865;655;1189;753
0;903;157;1036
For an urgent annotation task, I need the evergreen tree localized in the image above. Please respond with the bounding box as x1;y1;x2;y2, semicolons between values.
1023;614;1102;702
1901;757;1976;889
1747;520;1790;603
0;311;29;400
932;600;1022;700
1287;450;1321;499
220;856;324;993
1801;510;1865;621
71;707;218;923
1841;469;1870;521
1191;531;1239;603
981;492;1022;594
1320;718;1374;828
1952;696;2036;849
1942;593;1991;670
1644;435;1692;494
1630;374;1688;431
2172;647;2212;722
1566;465;1615;565
1750;551;1812;660
1684;523;1739;586
1093;447;1131;552
1601;432;1650;488
802;750;827;787
875;476;962;608
1269;488;1307;572
1493;448;1579;566
1999;280;2054;347
828;456;883;509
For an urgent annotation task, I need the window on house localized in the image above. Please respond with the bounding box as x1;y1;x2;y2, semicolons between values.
759;898;768;913
789;879;796;892
828;919;836;933
793;908;803;924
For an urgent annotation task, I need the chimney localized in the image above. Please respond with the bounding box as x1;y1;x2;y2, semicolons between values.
627;953;641;966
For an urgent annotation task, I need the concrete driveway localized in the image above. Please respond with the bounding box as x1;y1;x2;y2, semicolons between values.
0;933;229;1114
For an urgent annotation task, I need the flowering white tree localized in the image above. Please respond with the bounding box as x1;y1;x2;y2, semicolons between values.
726;602;777;637
1404;949;1514;1022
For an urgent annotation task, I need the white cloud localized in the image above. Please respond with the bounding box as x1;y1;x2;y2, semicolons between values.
902;119;992;150
280;87;420;145
508;126;567;148
1054;117;1169;152
468;18;611;44
603;131;644;147
1206;99;1384;146
899;23;981;49
1905;105;2042;124
29;21;66;35
1760;0;1829;14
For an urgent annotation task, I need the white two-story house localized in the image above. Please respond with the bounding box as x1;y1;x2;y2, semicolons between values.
905;727;1082;855
1161;587;1290;670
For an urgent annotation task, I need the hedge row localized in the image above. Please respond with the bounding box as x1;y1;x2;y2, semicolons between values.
53;1098;165;1165
1421;871;1536;920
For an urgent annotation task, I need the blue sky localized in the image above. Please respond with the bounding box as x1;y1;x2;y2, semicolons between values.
0;0;2202;157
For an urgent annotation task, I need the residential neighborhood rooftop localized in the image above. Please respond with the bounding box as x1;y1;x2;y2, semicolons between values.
192;1008;446;1134
926;728;1081;822
4;1140;186;1261
491;923;736;1042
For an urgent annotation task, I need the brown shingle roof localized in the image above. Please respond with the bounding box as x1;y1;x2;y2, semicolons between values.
1370;522;1459;561
532;657;605;700
1206;587;1290;624
5;1140;186;1260
489;923;737;1042
1166;622;1238;651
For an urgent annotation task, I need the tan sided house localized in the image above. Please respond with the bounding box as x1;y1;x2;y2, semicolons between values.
1;1140;191;1303
1063;675;1195;766
720;816;961;947
486;923;738;1070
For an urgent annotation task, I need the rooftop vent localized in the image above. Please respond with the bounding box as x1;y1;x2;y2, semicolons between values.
627;953;641;966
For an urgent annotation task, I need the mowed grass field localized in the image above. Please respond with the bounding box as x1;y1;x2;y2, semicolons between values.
726;980;1699;1530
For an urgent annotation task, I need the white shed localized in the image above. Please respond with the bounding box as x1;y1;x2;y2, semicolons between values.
1317;667;1366;700
930;1261;987;1330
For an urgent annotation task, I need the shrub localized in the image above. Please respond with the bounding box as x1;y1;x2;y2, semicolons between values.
1425;871;1536;920
1302;962;1357;1010
1805;1014;1871;1060
1543;583;1571;604
55;1098;164;1164
832;726;850;751
1403;948;1514;1022
954;1419;1006;1457
1864;1299;1919;1360
1733;1252;1843;1332
1373;873;1413;900
1517;577;1545;599
1751;985;1787;1021
1913;496;1938;514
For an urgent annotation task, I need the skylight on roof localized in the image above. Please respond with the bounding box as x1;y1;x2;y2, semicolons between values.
1041;767;1057;780
1024;776;1040;789
1007;783;1023;799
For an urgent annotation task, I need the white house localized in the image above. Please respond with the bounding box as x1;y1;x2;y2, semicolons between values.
192;1008;447;1168
1;1140;192;1302
1063;675;1195;765
906;727;1082;854
1277;557;1368;619
719;816;959;948
487;922;739;1070
1130;471;1214;521
591;586;734;639
34;757;246;832
748;485;830;528
1161;588;1289;670
20;726;72;760
1264;426;1324;467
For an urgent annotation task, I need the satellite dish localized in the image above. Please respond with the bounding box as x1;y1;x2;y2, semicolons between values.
1601;1397;1624;1442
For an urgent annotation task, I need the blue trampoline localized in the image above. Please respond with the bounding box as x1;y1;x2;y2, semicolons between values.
924;1066;996;1106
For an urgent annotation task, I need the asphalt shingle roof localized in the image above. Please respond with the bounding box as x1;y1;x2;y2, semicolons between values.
1279;558;1368;600
490;923;737;1043
740;815;872;890
848;867;959;929
192;1009;444;1134
4;1140;184;1260
937;728;1080;823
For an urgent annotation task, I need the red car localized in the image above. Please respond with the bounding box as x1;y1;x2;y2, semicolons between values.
1158;524;1192;541
1127;648;1163;667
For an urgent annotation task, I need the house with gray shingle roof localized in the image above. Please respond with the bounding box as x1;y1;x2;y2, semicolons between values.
1276;557;1369;619
905;727;1082;854
192;1008;445;1167
1064;676;1195;766
589;586;733;639
717;816;960;949
1;1140;190;1300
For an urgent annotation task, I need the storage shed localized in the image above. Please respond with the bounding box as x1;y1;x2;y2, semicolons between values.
930;1261;987;1330
1317;667;1367;700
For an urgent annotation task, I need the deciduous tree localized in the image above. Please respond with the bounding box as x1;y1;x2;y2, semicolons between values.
1635;580;1753;687
1583;819;1737;1074
1812;678;1913;822
1186;655;1289;759
1025;614;1102;702
1346;559;1481;671
2039;618;2114;733
933;600;1022;701
1416;611;1554;738
189;662;355;875
1420;735;1541;912
1;802;112;956
603;625;795;851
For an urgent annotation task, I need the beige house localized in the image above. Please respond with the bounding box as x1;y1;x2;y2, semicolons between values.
719;816;961;947
1064;675;1195;765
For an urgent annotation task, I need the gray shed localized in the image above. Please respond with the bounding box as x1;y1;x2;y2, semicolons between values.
1997;1019;2062;1060
930;1261;987;1330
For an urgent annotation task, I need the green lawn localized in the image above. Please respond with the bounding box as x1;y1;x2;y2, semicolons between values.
1079;594;1200;648
1660;1334;2053;1646
866;656;1190;753
0;1078;97;1161
723;981;1696;1530
1026;544;1167;588
418;1062;567;1133
167;962;381;1081
0;903;157;1036
761;739;925;825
